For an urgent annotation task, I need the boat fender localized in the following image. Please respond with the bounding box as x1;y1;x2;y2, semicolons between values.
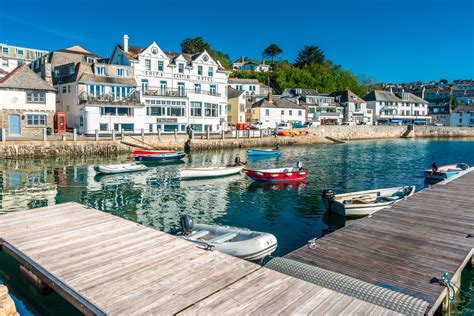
179;215;194;236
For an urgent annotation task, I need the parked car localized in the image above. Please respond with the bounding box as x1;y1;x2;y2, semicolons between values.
277;122;292;130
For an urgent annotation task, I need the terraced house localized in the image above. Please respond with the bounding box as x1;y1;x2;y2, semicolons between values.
109;35;230;134
0;64;56;138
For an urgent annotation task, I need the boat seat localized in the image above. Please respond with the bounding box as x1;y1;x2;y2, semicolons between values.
187;230;210;240
207;232;238;244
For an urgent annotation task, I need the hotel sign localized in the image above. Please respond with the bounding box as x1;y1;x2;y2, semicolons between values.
143;71;214;82
156;118;178;123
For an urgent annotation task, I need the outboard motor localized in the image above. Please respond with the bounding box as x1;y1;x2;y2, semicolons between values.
179;215;194;236
275;144;280;150
322;189;336;213
234;156;241;165
296;161;304;170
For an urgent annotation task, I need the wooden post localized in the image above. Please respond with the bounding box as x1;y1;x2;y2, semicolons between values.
73;128;77;141
61;134;66;141
174;129;178;141
95;129;99;141
260;129;263;138
236;129;239;139
221;130;225;139
43;128;47;141
141;128;145;142
1;128;5;142
206;129;210;140
248;129;251;139
111;129;116;141
121;129;124;140
158;128;161;142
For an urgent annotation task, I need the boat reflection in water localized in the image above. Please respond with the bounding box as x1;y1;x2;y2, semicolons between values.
247;180;307;193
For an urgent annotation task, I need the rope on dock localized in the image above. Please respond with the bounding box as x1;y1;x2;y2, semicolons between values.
265;257;429;315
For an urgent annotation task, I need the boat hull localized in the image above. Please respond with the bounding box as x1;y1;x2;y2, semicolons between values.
244;168;308;182
247;149;280;156
323;186;416;217
184;223;277;262
179;165;244;180
132;150;176;156
424;163;470;182
94;163;148;175
135;152;186;162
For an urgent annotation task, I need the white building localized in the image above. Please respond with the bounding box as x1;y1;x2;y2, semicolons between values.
329;90;373;125
363;90;431;125
232;57;270;72
450;106;474;127
249;92;306;128
0;65;56;138
109;35;230;133
0;43;48;78
228;78;271;103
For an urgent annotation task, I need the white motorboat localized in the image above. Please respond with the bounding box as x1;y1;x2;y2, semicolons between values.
424;163;471;182
177;215;277;261
322;186;416;217
179;165;245;180
94;163;148;175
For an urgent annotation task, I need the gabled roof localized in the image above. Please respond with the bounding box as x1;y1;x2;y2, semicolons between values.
453;105;474;113
251;96;305;110
116;44;146;60
54;63;137;86
394;92;428;104
0;64;55;91
227;86;245;99
330;90;365;104
57;45;99;58
282;88;319;97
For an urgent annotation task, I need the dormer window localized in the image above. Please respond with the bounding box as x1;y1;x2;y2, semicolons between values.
178;63;184;74
96;66;105;75
86;57;94;63
208;67;213;77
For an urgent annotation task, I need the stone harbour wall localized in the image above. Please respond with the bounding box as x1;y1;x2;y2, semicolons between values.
0;285;19;316
0;126;473;158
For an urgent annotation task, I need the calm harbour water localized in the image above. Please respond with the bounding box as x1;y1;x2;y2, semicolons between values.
0;139;473;315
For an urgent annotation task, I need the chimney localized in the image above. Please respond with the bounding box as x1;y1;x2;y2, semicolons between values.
421;86;426;100
268;91;273;103
251;92;257;104
123;34;129;53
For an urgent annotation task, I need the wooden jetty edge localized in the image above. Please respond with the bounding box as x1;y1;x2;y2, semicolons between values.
0;203;398;315
288;169;474;315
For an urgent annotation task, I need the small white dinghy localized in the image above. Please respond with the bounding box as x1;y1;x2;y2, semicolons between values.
179;158;245;180
177;215;277;261
94;163;148;175
322;186;416;217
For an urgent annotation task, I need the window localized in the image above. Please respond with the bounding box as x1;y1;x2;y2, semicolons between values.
17;49;24;56
26;114;47;127
2;47;8;54
149;124;153;132
204;103;218;117
147;107;164;116
289;110;293;115
236;85;243;90
99;123;108;131
265;109;270;116
194;84;201;93
96;66;105;75
141;79;149;91
169;107;184;116
2;59;7;66
239;103;245;112
101;107;132;116
17;60;23;66
210;85;217;96
191;124;202;132
86;57;94;63
281;110;284;115
249;85;256;91
160;80;167;94
197;65;203;76
116;68;128;77
177;82;185;96
145;59;151;70
191;102;202;116
121;124;134;132
178;63;184;73
26;92;45;103
62;86;67;93
298;110;302;116
158;61;163;71
208;67;213;77
35;51;43;57
68;85;71;93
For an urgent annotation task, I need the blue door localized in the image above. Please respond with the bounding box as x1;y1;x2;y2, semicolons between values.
9;114;21;135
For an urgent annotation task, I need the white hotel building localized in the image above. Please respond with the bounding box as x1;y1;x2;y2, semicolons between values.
109;35;230;134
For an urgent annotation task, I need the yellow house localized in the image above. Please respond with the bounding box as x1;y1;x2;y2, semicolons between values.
227;86;247;125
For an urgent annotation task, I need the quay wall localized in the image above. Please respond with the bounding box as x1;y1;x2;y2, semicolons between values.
0;126;473;158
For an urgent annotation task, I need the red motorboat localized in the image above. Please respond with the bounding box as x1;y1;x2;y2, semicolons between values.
131;149;176;156
243;162;308;182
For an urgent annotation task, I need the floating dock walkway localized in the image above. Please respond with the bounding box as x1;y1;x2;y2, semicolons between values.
287;170;474;314
0;203;396;315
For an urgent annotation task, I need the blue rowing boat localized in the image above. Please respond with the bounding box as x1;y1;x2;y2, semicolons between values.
135;151;186;162
247;149;280;156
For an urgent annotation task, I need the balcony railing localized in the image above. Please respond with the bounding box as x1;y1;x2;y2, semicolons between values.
79;90;141;104
141;87;221;98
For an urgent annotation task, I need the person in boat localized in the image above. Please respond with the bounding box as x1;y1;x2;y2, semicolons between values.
186;125;193;139
296;161;304;171
431;162;438;174
275;144;280;150
233;157;246;166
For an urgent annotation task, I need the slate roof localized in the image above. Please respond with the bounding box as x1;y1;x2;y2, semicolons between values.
395;92;428;104
227;86;245;99
363;90;402;102
0;64;56;91
329;90;365;104
282;88;319;97
53;63;137;86
251;96;305;110
453;105;474;113
56;45;99;58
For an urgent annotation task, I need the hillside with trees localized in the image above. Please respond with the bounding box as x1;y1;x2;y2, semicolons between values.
180;38;368;96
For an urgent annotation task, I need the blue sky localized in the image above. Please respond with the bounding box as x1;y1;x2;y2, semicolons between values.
0;0;472;83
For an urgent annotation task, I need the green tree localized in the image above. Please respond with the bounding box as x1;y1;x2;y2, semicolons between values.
210;50;232;69
263;44;283;65
294;45;325;68
180;37;211;54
